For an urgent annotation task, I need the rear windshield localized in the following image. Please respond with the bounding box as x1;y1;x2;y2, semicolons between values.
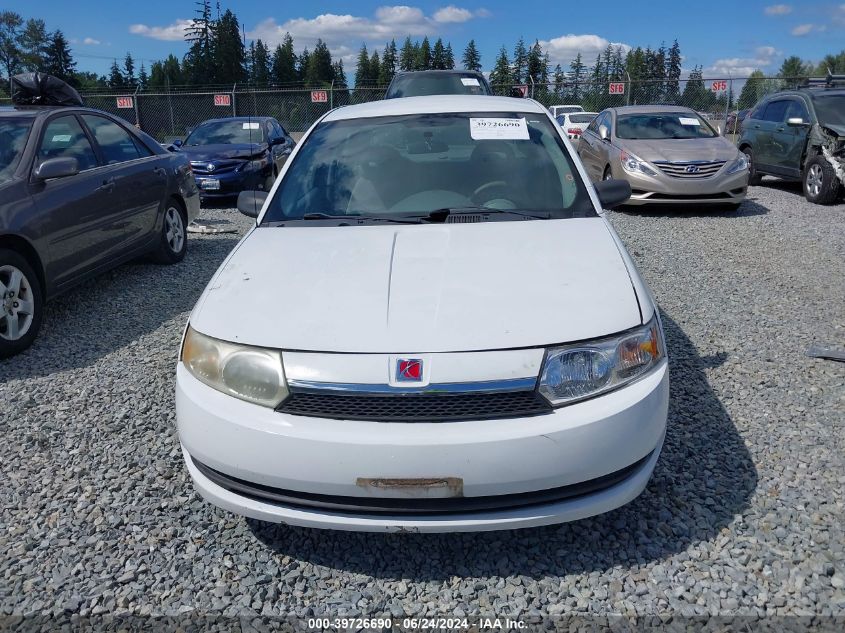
184;120;266;145
0;119;32;185
616;112;718;139
386;74;490;98
569;114;597;124
812;94;845;127
263;112;595;223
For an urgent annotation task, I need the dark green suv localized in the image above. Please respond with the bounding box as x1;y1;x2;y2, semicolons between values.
738;82;844;204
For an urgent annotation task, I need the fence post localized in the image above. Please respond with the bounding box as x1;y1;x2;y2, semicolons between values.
330;79;334;109
625;71;632;106
529;76;535;99
724;74;732;133
231;83;237;117
166;75;175;136
133;84;140;128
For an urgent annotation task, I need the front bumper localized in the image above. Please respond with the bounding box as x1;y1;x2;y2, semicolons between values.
615;164;749;206
176;361;669;532
193;168;270;198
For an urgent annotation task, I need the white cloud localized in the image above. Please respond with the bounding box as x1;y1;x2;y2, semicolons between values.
82;37;100;45
433;6;474;23
129;19;192;41
764;4;792;16
374;6;426;25
705;46;782;76
790;23;816;36
539;34;631;67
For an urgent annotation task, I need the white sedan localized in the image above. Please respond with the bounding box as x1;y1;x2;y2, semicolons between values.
176;95;669;533
556;111;598;140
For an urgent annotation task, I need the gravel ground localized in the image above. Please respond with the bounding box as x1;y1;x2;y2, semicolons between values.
1;183;843;623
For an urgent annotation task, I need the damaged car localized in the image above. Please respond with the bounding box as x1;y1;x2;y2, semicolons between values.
739;75;845;204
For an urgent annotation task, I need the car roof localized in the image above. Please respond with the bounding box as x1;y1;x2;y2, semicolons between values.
608;105;697;115
324;95;547;122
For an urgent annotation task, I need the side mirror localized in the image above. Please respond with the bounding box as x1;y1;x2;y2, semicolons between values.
33;157;79;180
172;138;183;147
237;190;268;218
598;125;609;141
786;117;807;127
594;178;631;209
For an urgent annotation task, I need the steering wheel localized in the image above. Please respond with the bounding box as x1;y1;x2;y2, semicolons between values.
472;180;516;206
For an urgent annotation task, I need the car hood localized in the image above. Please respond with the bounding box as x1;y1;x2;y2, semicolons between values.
618;136;739;163
190;219;643;353
821;123;845;138
178;143;266;161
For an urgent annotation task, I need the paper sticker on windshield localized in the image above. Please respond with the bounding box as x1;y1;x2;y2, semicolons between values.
470;117;530;140
461;77;481;87
678;117;700;126
51;134;72;142
242;122;260;130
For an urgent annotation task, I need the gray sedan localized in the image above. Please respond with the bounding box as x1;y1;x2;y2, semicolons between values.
577;106;749;208
0;104;199;358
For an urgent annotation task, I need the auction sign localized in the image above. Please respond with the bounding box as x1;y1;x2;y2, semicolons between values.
608;82;625;95
711;80;728;92
311;90;329;103
214;94;231;107
116;96;134;109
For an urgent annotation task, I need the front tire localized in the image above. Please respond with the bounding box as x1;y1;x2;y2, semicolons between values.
742;147;762;186
0;249;43;359
803;155;842;205
151;200;188;264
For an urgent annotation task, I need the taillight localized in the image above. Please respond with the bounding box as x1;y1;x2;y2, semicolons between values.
567;128;581;135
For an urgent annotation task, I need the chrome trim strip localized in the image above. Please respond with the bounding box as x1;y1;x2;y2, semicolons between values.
286;377;538;395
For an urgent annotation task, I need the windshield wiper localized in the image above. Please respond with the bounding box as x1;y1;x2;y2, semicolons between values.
300;212;423;224
420;207;551;222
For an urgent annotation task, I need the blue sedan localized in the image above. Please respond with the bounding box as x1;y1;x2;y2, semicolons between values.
172;117;295;200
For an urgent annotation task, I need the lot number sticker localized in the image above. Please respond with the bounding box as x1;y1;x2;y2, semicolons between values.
678;117;701;126
470;118;530;140
242;122;260;129
461;77;480;86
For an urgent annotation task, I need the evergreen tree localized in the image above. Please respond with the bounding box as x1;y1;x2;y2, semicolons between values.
665;39;682;103
108;59;125;89
526;40;545;85
213;9;246;84
355;44;371;86
0;11;24;80
489;46;512;94
512;37;528;83
368;50;380;84
778;56;810;88
304;38;332;86
123;52;136;88
297;48;310;82
432;38;446;70
681;65;711;109
251;39;271;85
183;0;214;85
736;69;778;109
399;37;415;72
569;53;586;102
148;54;182;89
462;39;481;72
18;18;47;71
332;59;348;87
379;39;397;84
553;64;565;99
271;33;297;85
138;62;148;89
444;43;455;69
417;36;431;70
42;30;76;83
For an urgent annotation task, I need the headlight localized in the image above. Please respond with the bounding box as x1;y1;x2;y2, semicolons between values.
181;326;288;408
241;156;270;171
725;154;749;175
538;315;665;406
619;150;657;176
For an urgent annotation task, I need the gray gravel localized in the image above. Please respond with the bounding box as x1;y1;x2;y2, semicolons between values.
0;183;843;622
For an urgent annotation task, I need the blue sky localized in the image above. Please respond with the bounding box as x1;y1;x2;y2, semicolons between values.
8;0;845;78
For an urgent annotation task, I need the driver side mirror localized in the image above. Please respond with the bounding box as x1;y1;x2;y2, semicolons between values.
598;125;609;141
237;190;268;218
171;138;183;147
594;179;631;209
787;117;808;127
33;157;79;181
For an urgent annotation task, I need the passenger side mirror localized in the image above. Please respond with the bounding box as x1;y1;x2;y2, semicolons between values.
237;190;268;218
787;117;808;127
33;157;79;180
598;125;609;141
171;138;183;147
594;179;631;209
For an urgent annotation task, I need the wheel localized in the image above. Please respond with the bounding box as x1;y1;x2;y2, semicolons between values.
0;249;43;359
602;166;613;181
803;155;842;205
151;200;188;264
742;147;762;186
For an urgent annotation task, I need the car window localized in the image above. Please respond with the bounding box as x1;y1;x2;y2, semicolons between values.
569;114;597;124
38;115;99;171
264;111;596;223
810;94;845;126
82;115;144;164
749;103;766;120
784;100;810;122
587;113;602;133
130;134;154;157
761;100;789;123
0;119;32;185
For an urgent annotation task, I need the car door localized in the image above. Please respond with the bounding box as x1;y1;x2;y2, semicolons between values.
80;114;170;248
578;112;609;181
29;113;130;290
772;98;811;178
268;120;292;171
753;99;789;171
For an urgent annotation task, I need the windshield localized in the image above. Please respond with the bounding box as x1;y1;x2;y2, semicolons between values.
569;113;597;124
184;120;266;146
616;112;718;139
387;74;489;98
812;94;845;127
0;119;32;185
263;112;595;224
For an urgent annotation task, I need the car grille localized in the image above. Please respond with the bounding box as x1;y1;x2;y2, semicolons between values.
277;389;552;422
653;160;726;179
190;159;243;175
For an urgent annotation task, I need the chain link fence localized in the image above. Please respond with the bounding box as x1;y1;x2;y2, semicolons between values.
0;76;814;141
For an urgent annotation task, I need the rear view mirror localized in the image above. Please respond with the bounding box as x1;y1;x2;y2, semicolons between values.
598;125;609;141
594;179;631;209
237;190;268;218
33;157;79;180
